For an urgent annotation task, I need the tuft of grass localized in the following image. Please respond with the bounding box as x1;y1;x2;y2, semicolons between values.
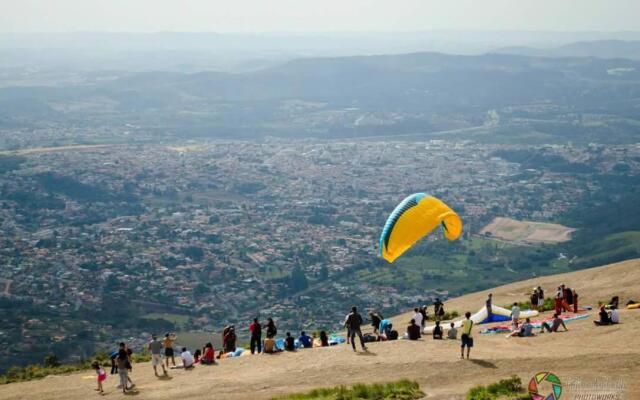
272;379;424;400
504;297;555;313
466;375;529;400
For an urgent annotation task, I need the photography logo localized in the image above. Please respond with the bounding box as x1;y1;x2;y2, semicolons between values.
529;372;562;400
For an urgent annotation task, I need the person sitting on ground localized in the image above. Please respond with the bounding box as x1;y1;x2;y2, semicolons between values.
540;314;568;333
284;332;296;351
298;331;313;348
387;326;399;341
179;347;194;369
406;318;421;340
610;307;619;324
509;318;534;337
447;322;457;340
433;320;443;340
594;304;611;326
607;296;620;310
263;336;280;354
193;349;201;364
201;343;216;365
265;318;277;339
369;312;383;334
319;331;329;347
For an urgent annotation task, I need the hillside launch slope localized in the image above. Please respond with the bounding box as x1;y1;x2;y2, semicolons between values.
1;259;639;400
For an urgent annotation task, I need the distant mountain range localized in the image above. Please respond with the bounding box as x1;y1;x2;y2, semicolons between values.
494;40;640;60
1;50;640;143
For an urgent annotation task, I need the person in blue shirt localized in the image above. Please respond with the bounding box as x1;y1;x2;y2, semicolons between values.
298;331;313;348
109;350;119;374
510;318;535;337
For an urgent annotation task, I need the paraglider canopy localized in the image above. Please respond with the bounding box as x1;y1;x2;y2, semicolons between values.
379;193;462;263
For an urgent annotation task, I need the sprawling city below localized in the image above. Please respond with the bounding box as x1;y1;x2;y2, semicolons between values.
1;138;638;368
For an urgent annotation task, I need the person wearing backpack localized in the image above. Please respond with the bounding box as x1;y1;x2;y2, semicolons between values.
460;312;474;359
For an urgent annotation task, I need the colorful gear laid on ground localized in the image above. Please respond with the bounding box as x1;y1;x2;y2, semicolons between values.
528;371;562;400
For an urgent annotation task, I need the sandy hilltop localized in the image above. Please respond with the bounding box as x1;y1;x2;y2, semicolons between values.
1;259;639;400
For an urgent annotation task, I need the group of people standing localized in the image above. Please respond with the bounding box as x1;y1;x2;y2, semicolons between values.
554;284;579;315
98;342;136;394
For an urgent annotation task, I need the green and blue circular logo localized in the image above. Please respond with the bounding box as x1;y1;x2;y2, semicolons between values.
529;372;562;400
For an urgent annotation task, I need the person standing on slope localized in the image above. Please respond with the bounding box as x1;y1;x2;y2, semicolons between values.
249;318;262;354
116;343;133;393
511;302;521;331
412;307;423;328
531;289;539;311
148;334;167;377
485;294;493;321
555;286;564;315
460;312;474;359
163;333;177;368
433;298;444;321
345;306;367;352
419;306;428;328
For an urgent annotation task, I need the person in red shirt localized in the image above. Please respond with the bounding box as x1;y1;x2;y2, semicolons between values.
201;343;216;365
249;318;262;354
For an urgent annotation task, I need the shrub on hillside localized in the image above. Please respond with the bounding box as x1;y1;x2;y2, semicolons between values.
466;375;528;400
503;297;555;313
426;310;459;321
272;379;424;400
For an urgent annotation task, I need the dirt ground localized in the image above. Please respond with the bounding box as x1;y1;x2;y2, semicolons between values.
1;259;638;400
479;217;575;244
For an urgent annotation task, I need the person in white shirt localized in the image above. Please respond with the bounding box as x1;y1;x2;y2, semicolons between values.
412;307;423;328
610;308;620;324
180;347;194;369
511;303;521;330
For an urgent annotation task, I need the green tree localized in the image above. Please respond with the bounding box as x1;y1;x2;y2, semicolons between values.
289;266;309;291
44;354;60;368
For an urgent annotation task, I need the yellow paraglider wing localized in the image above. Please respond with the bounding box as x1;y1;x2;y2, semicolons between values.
380;193;462;263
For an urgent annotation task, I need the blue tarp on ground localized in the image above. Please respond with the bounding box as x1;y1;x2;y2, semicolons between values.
480;314;511;324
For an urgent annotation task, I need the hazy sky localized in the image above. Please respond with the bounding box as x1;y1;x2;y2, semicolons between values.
1;0;639;33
